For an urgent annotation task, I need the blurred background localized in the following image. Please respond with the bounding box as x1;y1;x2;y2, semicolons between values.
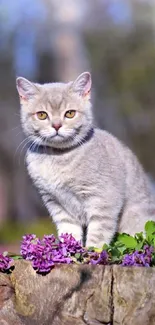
0;0;155;253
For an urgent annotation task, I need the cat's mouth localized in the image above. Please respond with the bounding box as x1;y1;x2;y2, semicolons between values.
47;129;76;141
33;128;79;147
40;127;83;145
42;133;69;145
50;133;64;140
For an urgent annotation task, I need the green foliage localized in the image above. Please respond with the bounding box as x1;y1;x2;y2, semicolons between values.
100;221;155;264
117;234;137;249
145;221;155;245
82;222;155;265
10;255;23;260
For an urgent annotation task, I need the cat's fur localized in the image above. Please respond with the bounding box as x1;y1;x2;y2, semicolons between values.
16;72;155;247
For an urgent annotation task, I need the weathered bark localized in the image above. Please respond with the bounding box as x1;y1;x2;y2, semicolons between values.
0;261;155;325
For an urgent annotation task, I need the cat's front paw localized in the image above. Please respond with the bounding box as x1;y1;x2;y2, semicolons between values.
57;224;82;243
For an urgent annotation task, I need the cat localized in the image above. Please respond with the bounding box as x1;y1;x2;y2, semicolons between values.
16;72;155;248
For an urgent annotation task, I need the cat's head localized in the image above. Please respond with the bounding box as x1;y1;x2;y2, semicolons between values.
16;72;93;149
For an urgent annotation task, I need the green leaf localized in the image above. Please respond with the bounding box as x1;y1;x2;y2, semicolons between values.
135;232;144;241
74;253;81;260
87;246;95;252
11;255;23;260
134;232;145;250
94;248;102;253
110;255;121;263
117;245;126;255
102;243;109;251
145;221;155;244
117;234;137;249
135;242;143;250
145;221;155;235
110;247;121;258
151;253;155;266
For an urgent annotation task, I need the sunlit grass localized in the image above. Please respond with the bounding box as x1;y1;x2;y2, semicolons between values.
0;218;57;244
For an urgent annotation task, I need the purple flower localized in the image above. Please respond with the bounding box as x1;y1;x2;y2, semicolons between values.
122;246;154;267
32;249;55;273
20;234;39;259
59;233;84;254
90;250;109;265
20;233;84;273
0;254;13;272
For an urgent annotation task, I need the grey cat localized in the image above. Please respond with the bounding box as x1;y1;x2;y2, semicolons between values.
16;72;155;247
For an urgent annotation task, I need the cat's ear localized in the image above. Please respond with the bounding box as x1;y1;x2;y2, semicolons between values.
72;72;92;97
16;77;39;101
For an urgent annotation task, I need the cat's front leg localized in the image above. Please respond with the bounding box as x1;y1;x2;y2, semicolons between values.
43;196;82;242
57;219;82;243
86;219;115;248
85;197;121;248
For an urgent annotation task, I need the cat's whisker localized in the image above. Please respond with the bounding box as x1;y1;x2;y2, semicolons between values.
36;137;43;152
23;137;41;165
6;126;21;137
15;131;23;137
14;137;31;160
39;135;49;154
19;137;32;157
71;133;84;147
10;125;21;132
23;145;34;166
28;138;40;152
17;137;33;166
29;139;38;152
15;135;37;166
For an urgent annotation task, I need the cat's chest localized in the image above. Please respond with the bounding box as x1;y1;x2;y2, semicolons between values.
27;153;88;199
26;149;97;201
26;151;79;194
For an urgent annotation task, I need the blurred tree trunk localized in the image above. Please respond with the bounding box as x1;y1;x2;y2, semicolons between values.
0;73;46;226
47;0;90;81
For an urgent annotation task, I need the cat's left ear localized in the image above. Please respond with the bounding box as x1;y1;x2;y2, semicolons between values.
72;72;92;97
16;77;39;101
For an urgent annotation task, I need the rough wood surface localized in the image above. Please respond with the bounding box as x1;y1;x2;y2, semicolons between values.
0;261;155;325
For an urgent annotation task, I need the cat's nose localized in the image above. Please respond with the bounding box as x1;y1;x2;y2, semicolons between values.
52;123;62;131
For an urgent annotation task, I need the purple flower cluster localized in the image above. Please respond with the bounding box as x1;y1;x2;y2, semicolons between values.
122;245;154;267
2;232;155;274
20;233;110;273
20;233;84;273
89;250;109;265
2;228;155;274
0;254;13;272
59;233;85;255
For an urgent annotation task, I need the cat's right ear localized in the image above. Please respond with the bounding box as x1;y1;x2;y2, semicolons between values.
72;72;92;98
16;77;38;101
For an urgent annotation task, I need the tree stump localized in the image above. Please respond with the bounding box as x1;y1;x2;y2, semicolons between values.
0;260;155;324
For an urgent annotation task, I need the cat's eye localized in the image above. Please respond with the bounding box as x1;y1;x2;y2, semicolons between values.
36;111;48;120
65;110;76;119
